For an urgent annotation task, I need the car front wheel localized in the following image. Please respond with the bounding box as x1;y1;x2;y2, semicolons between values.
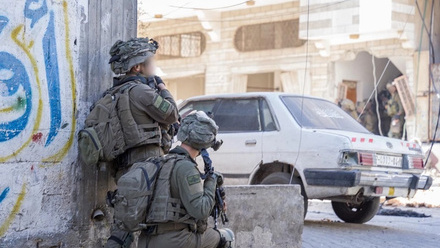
331;197;380;224
260;172;308;217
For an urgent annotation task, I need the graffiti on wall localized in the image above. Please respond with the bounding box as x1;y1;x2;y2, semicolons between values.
0;0;76;237
0;0;76;162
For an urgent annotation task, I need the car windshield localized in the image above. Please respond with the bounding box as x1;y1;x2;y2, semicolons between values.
281;96;369;133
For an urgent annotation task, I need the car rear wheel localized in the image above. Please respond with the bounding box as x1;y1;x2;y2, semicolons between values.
331;197;380;224
261;172;308;217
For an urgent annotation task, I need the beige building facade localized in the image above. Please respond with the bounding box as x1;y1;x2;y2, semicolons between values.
138;0;438;142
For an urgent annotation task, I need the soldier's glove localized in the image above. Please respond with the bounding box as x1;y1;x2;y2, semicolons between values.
216;228;235;248
146;76;158;90
154;76;165;86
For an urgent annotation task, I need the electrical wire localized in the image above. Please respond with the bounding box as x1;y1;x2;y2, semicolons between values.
169;1;249;11
141;0;352;24
413;0;428;138
415;0;435;61
423;0;438;166
164;1;194;17
372;54;384;136
143;11;295;24
357;60;391;121
290;0;309;184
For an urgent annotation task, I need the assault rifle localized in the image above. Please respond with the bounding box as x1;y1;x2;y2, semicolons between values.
201;145;229;229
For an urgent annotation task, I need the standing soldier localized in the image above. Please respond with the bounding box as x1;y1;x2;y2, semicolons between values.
139;111;234;248
358;100;377;133
105;38;179;247
385;83;405;139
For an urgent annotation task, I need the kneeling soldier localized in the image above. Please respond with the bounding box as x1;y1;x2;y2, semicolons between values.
139;111;234;248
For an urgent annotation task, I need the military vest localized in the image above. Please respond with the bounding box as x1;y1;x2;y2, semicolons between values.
113;80;162;149
147;154;196;225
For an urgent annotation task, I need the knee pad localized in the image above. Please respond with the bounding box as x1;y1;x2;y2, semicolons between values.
216;228;235;248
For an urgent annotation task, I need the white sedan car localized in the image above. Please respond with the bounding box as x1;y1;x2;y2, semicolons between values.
178;92;432;223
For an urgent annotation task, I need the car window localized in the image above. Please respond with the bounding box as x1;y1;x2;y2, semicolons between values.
179;100;216;118
281;96;369;133
260;99;277;131
214;99;261;132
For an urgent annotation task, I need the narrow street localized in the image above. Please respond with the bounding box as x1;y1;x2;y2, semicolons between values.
303;201;440;248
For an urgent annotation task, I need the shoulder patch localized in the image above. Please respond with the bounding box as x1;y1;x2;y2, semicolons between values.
187;174;201;186
153;95;171;113
159;100;171;113
153;94;163;108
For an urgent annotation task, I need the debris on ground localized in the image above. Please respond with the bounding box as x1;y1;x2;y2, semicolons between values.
383;185;440;208
321;218;341;223
377;207;431;218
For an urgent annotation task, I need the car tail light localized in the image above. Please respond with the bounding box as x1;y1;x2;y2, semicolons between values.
358;152;375;166
408;157;424;169
375;187;383;194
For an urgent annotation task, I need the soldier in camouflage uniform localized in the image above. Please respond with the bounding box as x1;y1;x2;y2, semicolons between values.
340;99;359;120
138;111;234;248
385;83;405;139
358;100;377;133
105;38;179;247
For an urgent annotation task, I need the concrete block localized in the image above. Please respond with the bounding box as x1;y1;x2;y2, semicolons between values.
217;185;303;248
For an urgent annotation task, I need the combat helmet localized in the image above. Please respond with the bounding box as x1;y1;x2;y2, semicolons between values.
109;37;159;74
177;111;219;150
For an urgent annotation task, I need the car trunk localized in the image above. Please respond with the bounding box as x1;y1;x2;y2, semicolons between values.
316;130;422;156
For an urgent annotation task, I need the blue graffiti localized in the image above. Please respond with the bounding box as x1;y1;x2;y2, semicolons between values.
0;52;32;142
43;11;61;146
24;0;48;28
0;187;10;203
0;16;8;34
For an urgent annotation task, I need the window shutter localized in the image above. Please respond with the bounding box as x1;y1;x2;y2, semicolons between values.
337;83;348;101
393;75;415;117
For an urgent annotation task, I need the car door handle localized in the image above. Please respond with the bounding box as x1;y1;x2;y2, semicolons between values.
245;139;257;145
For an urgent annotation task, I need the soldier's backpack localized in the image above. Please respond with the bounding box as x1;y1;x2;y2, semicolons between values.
111;154;186;232
78;83;134;167
78;77;161;167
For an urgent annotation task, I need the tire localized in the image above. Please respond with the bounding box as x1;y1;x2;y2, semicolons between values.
261;172;308;217
331;197;380;224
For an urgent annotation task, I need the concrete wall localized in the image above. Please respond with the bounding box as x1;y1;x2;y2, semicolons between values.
0;0;137;246
218;185;304;248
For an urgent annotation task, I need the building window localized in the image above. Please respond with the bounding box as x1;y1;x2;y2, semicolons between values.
247;72;277;92
156;32;206;59
234;19;305;52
